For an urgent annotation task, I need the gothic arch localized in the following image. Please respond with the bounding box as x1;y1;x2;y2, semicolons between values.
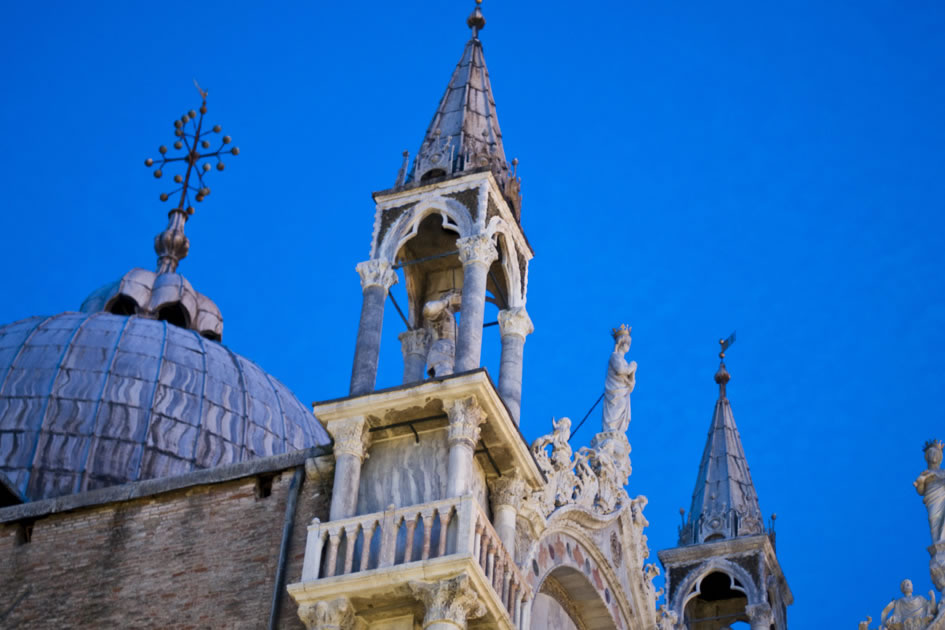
526;529;628;630
671;557;763;614
378;196;476;262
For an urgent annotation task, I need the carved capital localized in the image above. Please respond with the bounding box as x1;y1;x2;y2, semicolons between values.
446;396;486;448
746;602;773;625
297;597;366;630
327;416;371;460
399;328;430;357
409;574;486;628
456;234;498;267
489;474;528;511
355;259;398;291
497;307;534;339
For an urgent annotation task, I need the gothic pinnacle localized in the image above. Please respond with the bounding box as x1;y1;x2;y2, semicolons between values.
467;0;485;38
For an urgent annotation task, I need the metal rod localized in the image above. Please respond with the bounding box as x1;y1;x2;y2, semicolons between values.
393;249;459;270
483;321;499;328
387;291;411;329
488;269;510;310
568;392;605;443
368;414;449;436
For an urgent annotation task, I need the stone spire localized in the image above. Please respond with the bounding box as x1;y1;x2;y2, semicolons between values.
679;361;765;545
403;0;521;214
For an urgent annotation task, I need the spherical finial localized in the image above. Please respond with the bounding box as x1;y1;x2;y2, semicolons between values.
714;362;730;386
467;0;486;35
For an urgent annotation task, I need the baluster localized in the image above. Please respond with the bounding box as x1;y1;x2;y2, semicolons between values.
360;520;376;571
493;555;505;593
486;540;496;581
379;504;398;568
502;570;513;611
342;524;358;575
301;521;325;581
403;513;418;563
437;507;453;557
479;527;489;569
473;518;483;562
420;509;435;560
325;529;342;577
512;585;521;626
520;595;532;630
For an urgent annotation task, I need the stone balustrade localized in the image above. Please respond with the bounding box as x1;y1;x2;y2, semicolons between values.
300;495;532;628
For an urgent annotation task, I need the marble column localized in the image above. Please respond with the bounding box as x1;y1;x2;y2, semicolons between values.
746;602;774;630
454;235;498;373
496;307;533;425
488;474;527;554
297;597;365;630
409;574;486;630
350;260;398;396
399;328;429;384
326;417;371;521
446;397;486;498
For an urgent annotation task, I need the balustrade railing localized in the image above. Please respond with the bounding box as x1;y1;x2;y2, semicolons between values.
300;494;532;628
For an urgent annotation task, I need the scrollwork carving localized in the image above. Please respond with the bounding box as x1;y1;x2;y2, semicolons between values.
355;259;398;291
446;396;486;448
409;574;486;628
456;234;498;267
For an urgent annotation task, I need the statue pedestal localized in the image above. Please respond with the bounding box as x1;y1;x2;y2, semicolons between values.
930;542;945;593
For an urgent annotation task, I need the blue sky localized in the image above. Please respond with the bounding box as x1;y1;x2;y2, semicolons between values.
2;1;943;626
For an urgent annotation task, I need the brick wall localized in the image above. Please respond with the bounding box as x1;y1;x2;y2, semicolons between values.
0;469;330;629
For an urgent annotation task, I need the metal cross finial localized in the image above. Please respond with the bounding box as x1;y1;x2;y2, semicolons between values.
143;83;240;274
715;331;735;399
467;0;486;38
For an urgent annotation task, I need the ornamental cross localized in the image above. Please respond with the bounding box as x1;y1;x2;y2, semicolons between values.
143;82;239;273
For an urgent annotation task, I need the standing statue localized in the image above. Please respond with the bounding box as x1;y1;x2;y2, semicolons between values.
879;579;936;630
916;440;945;543
602;324;636;434
422;289;463;378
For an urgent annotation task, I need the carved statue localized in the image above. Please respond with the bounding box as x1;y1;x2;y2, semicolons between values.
916;440;945;544
880;579;936;630
859;616;873;630
531;418;580;514
602;324;636;434
422;289;463;377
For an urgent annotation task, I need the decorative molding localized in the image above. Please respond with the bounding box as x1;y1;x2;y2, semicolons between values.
398;329;430;357
489;474;528;511
456;234;498;268
540;575;589;630
497;307;533;339
409;574;486;628
446;396;486;448
327;416;371;460
297;597;366;630
355;260;398;291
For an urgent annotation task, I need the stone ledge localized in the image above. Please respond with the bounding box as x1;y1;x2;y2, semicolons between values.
0;444;331;524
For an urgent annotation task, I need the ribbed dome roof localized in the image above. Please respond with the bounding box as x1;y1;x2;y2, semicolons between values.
0;312;329;502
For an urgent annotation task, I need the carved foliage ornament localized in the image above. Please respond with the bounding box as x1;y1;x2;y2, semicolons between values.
398;328;431;357
297;597;366;630
489;474;528;510
355;259;398;291
497;307;534;339
327;417;371;460
446;396;486;448
409;574;487;627
456;234;498;267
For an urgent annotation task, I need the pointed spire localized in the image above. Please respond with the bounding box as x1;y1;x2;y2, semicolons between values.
403;1;522;215
679;349;764;546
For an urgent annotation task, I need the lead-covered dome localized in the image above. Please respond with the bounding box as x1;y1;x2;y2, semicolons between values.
0;312;329;502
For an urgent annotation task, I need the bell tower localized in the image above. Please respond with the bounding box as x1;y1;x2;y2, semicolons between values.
658;344;793;629
348;0;533;423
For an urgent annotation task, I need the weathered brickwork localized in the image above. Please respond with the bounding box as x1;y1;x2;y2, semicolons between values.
0;468;330;629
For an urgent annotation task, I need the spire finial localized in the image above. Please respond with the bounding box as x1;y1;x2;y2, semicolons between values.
715;332;736;399
143;84;240;274
467;0;486;38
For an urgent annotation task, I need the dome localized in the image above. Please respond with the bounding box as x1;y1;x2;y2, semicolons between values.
0;312;330;502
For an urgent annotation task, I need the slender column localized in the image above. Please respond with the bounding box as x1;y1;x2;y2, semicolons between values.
399;328;430;384
496;307;533;424
409;574;487;630
297;597;365;630
326;416;371;521
446;397;486;498
746;602;774;630
454;235;498;373
350;260;398;395
488;474;527;555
